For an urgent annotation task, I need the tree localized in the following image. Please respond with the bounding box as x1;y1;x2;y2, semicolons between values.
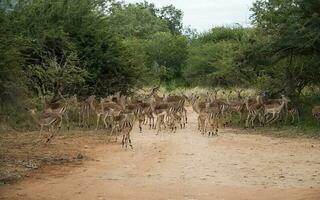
159;5;183;34
0;9;26;114
109;2;169;39
5;0;144;96
146;32;188;84
26;54;88;96
250;0;320;96
183;27;252;87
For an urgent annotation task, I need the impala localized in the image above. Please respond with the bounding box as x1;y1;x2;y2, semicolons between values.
29;109;62;143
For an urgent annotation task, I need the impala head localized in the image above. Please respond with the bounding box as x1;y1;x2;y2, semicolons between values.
104;95;113;102
183;93;193;104
281;95;291;103
115;91;121;97
150;95;158;104
191;95;200;105
86;95;96;105
68;94;78;105
112;109;123;117
151;86;160;94
182;93;189;102
29;108;37;115
244;96;250;103
100;97;107;104
127;96;132;103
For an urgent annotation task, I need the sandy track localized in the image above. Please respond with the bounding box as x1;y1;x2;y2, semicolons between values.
1;108;320;200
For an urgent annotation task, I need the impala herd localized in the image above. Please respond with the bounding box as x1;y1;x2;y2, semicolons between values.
29;88;320;147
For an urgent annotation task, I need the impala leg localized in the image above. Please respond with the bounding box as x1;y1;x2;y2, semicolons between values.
138;115;143;133
185;109;188;124
95;114;101;131
82;107;85;128
45;126;54;144
103;114;109;129
258;113;264;126
87;107;90;128
266;113;276;124
144;114;147;125
115;128;118;142
152;115;156;129
121;134;125;148
148;115;152;129
110;125;115;142
272;113;280;124
78;109;82;127
58;116;63;130
139;120;142;133
199;119;202;134
128;133;133;149
215;118;219;136
291;113;295;123
264;113;270;123
203;118;206;135
84;106;88;128
148;114;151;128
245;113;251;128
65;112;70;131
124;134;127;149
39;125;43;139
251;113;257;128
156;116;161;135
158;115;165;135
46;132;55;143
197;116;200;131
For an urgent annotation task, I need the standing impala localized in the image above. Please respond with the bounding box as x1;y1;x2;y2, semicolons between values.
150;96;169;134
244;95;265;129
312;106;320;123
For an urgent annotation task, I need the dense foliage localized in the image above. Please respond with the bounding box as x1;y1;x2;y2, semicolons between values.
249;0;320;97
183;27;253;87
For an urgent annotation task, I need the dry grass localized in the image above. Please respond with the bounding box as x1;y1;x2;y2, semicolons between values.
140;86;257;100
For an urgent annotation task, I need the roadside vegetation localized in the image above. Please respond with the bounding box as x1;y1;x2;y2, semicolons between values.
0;0;319;133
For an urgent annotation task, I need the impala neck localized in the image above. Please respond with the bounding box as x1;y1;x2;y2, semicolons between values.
226;93;231;104
280;98;287;109
119;95;126;109
256;95;264;105
193;99;201;114
153;93;163;102
30;111;40;125
245;99;250;110
89;98;99;112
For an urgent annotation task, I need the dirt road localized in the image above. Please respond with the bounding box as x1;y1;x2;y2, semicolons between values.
1;108;320;200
